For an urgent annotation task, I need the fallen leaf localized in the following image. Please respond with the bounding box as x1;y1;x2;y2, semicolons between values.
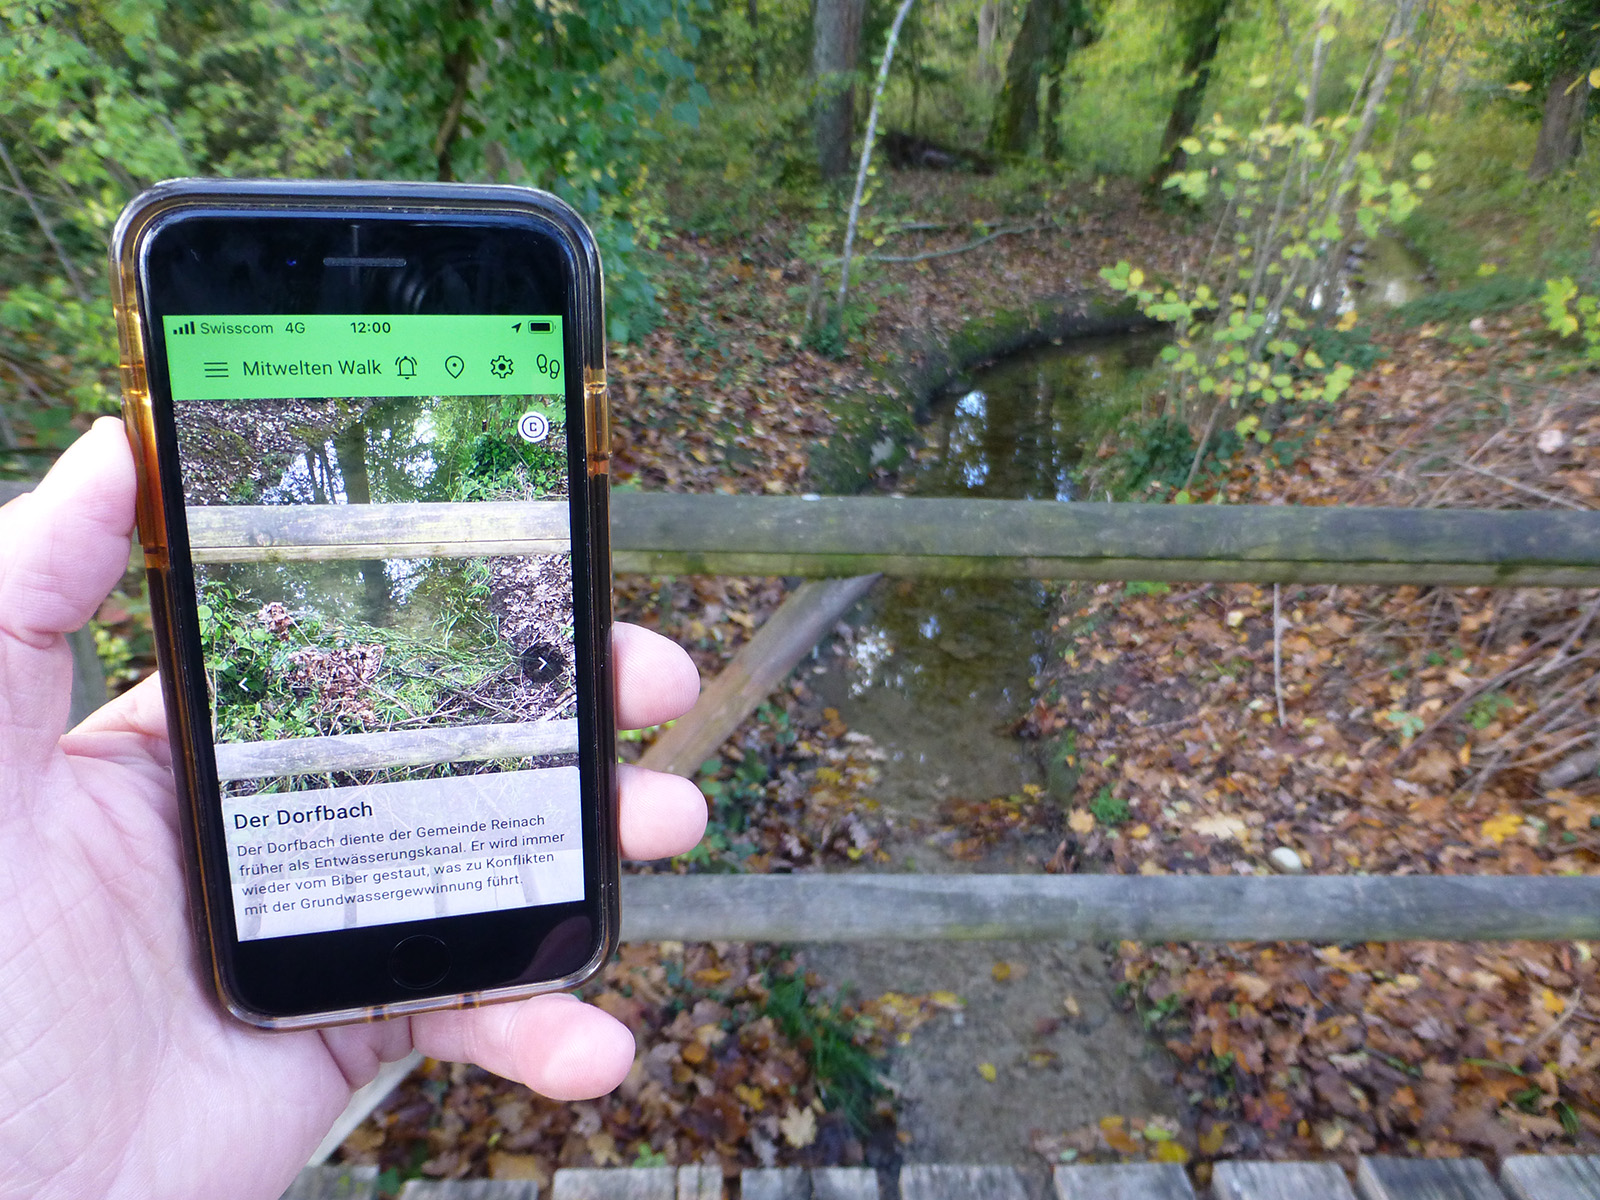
489;1153;550;1184
1481;812;1522;845
1194;815;1248;841
779;1105;817;1148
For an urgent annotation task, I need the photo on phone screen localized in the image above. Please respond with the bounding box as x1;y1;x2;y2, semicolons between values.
161;314;584;941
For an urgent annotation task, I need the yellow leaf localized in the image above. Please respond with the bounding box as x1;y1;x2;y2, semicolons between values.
1540;987;1567;1015
1130;823;1150;839
978;1062;998;1082
930;990;964;1009
586;1132;620;1167
1507;80;1533;93
1152;1141;1190;1164
992;962;1013;982
1481;811;1522;845
489;1153;550;1184
1590;68;1600;89
1194;814;1248;841
779;1105;817;1148
1068;809;1096;834
1198;1123;1228;1156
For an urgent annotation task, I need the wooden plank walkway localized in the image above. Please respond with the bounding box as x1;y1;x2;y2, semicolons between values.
281;1159;1600;1200
1359;1156;1504;1200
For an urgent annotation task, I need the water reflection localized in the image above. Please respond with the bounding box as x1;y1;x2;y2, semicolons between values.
206;395;477;638
812;334;1162;808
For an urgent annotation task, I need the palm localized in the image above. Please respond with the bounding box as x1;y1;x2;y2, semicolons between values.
0;421;705;1200
3;682;349;1199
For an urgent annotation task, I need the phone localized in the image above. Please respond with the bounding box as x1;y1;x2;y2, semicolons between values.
109;180;616;1029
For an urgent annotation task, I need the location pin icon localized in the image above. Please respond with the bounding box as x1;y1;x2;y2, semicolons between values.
444;355;465;379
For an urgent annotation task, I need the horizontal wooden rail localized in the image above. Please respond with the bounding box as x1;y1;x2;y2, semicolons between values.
617;874;1600;943
185;501;568;563
185;496;1600;585
213;719;577;781
610;495;1600;586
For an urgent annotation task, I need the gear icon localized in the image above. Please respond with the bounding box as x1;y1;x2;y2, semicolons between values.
489;354;514;379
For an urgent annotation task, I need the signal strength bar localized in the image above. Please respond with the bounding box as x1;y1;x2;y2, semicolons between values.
172;320;196;336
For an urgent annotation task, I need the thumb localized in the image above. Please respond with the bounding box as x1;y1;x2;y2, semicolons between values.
0;418;137;768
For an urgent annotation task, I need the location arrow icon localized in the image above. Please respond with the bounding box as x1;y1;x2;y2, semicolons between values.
444;355;464;378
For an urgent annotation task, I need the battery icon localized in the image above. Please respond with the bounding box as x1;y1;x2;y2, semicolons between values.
527;320;552;333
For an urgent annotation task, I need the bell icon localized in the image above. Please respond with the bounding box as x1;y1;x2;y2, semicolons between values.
395;355;417;378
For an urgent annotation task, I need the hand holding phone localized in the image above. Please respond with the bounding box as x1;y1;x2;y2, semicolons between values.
112;180;652;1025
0;421;704;1198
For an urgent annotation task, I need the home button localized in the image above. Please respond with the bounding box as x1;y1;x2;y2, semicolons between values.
389;935;450;990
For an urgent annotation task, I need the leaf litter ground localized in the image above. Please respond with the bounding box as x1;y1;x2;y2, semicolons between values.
332;177;1600;1187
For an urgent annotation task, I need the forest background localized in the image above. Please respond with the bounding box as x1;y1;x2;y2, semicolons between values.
5;0;1600;1187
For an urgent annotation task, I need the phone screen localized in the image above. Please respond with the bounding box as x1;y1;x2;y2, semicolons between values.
161;313;584;942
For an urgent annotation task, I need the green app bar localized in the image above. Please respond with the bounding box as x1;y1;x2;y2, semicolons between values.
161;314;565;402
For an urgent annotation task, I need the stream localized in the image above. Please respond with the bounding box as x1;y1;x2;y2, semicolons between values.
810;334;1164;842
800;245;1432;1164
799;333;1181;1167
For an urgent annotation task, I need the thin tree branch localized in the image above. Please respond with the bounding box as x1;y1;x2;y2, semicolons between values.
0;137;91;307
837;0;918;311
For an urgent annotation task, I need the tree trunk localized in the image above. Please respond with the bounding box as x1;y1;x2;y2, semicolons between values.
1040;71;1063;161
1529;68;1593;181
747;0;759;82
1149;0;1230;187
988;0;1058;155
811;0;865;178
977;2;999;86
431;0;479;182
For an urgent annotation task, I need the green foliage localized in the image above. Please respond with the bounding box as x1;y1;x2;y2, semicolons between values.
1491;0;1600;112
677;751;770;872
365;0;707;342
0;0;367;464
466;433;523;479
763;972;887;1134
1089;785;1131;826
1466;690;1515;731
1;0;708;470
198;571;509;758
196;581;321;744
1303;324;1385;372
1398;105;1600;288
1394;275;1545;326
1541;275;1600;362
1105;107;1432;421
1051;0;1187;174
1104;415;1196;494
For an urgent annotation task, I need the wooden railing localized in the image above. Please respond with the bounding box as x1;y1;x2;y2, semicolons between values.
213;719;578;780
188;494;1600;943
189;495;1600;585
